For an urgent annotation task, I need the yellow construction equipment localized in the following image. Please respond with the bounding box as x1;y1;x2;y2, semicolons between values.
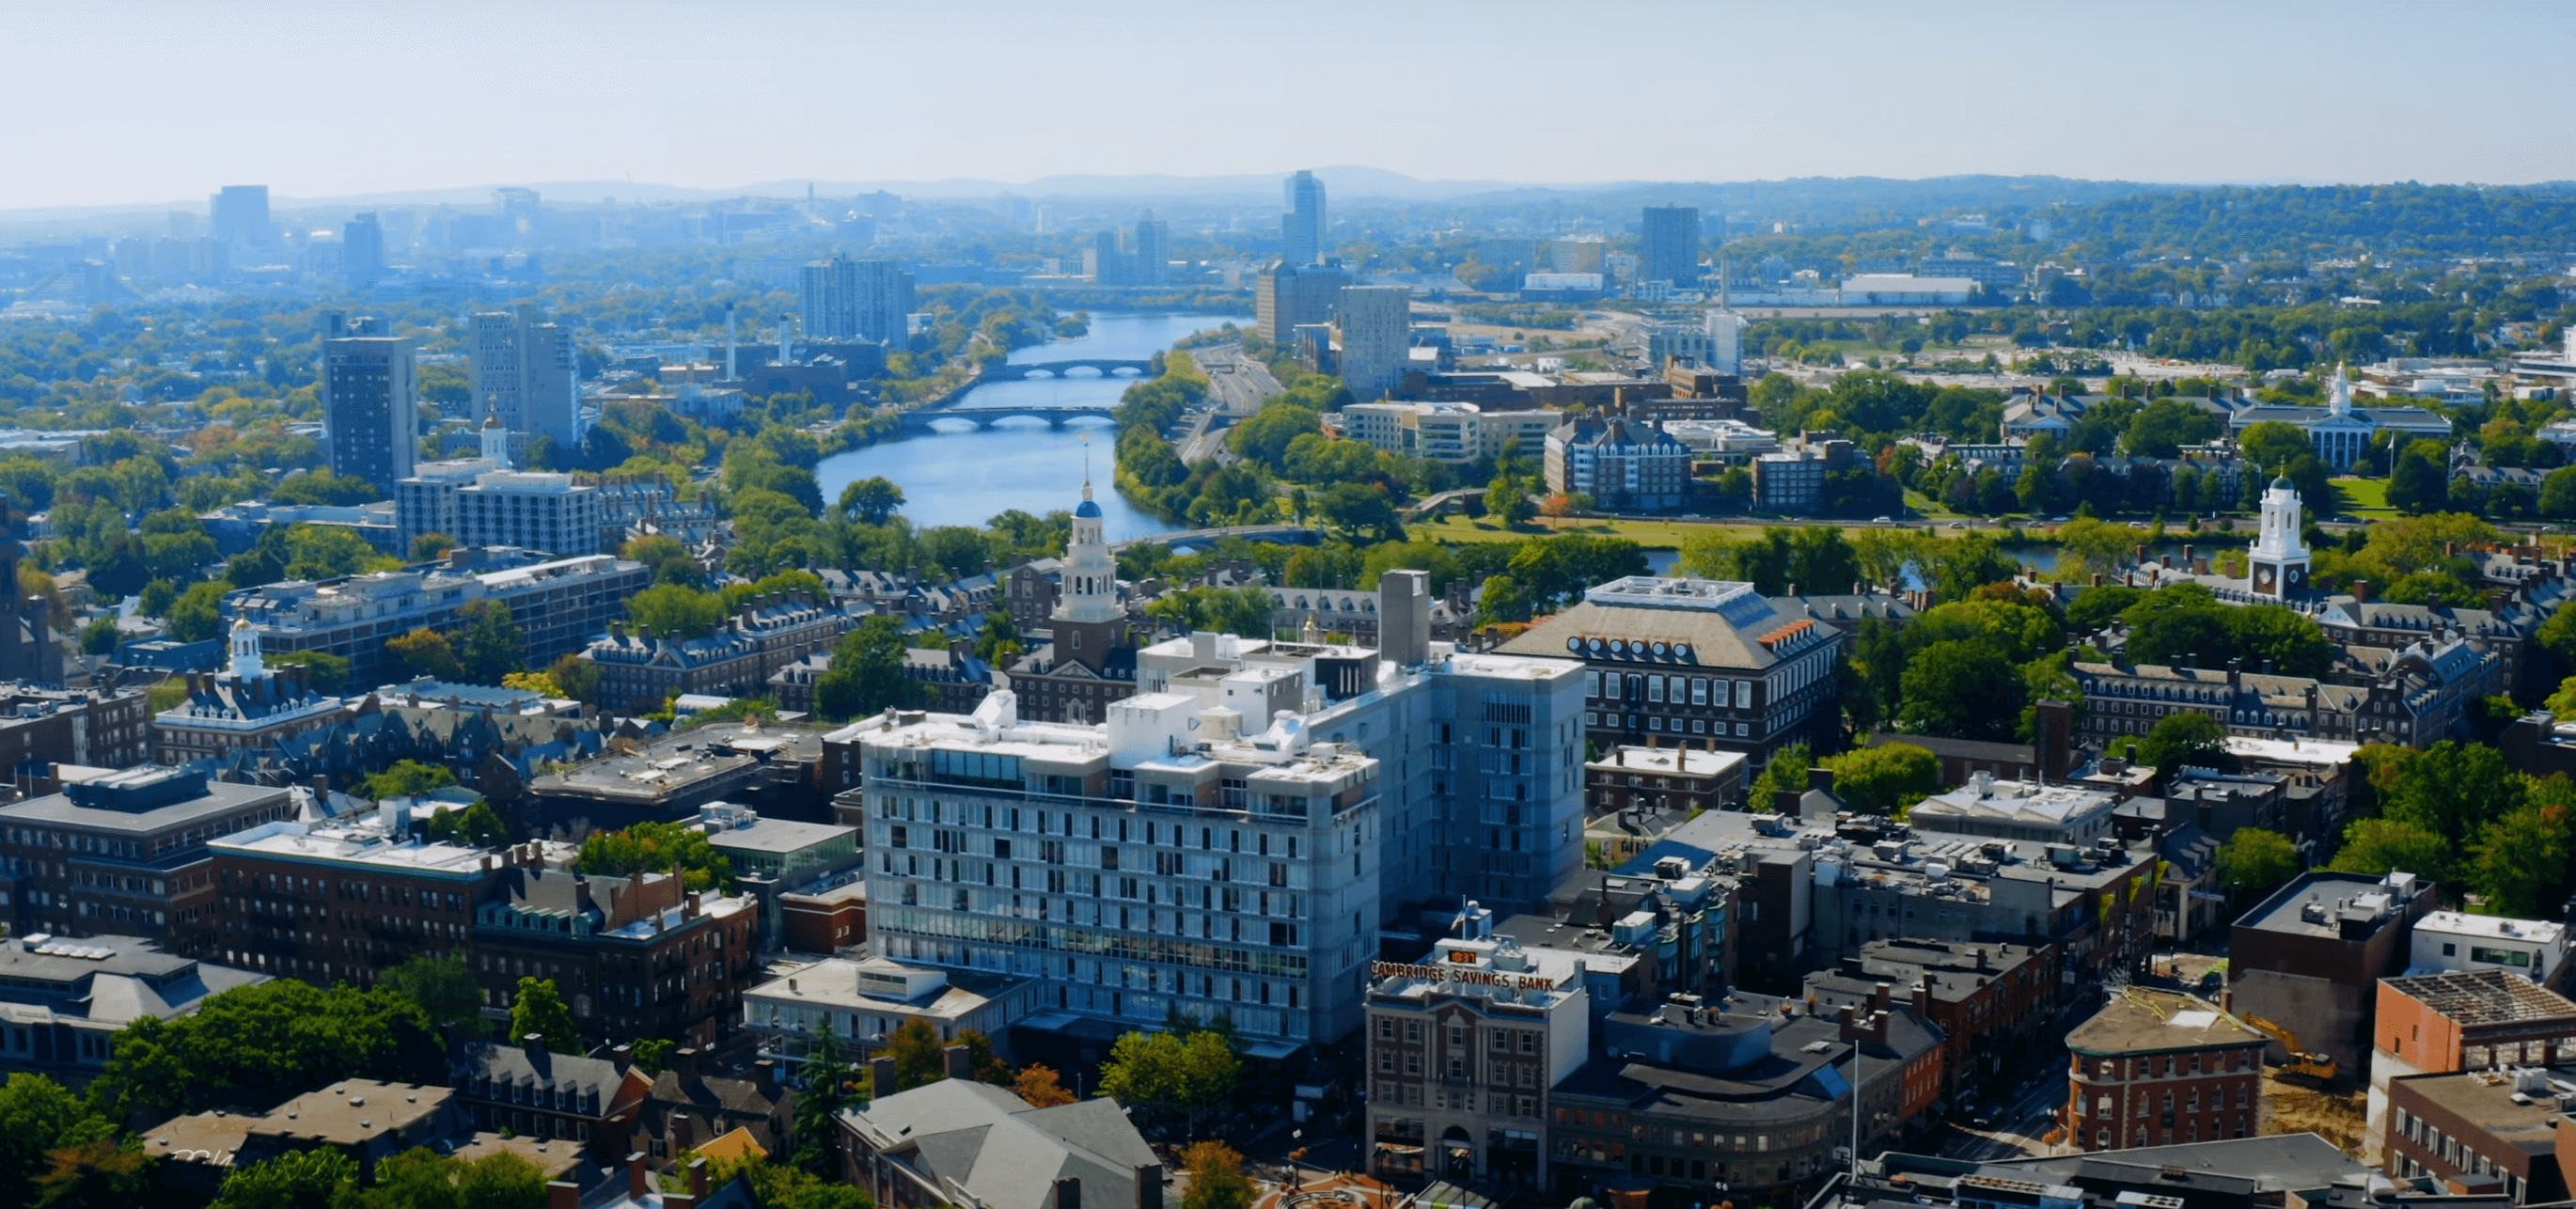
2242;1013;2337;1083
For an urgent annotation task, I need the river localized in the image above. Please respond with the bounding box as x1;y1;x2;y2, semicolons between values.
816;312;1249;537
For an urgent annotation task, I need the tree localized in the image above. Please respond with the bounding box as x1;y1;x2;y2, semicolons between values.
788;1031;859;1176
353;1148;548;1209
378;956;488;1039
30;1139;156;1209
2380;741;2524;857
408;532;458;562
267;649;351;693
1096;1026;1239;1137
359;760;458;802
578;820;735;892
0;1074;111;1203
458;599;526;684
386;627;464;682
836;477;906;526
972;611;1024;665
1894;640;2023;741
2216;828;2300;900
886;1018;948;1091
813;615;926;721
2388;447;2450;514
2138;712;2231;774
509;978;578;1052
1486;472;1533;527
626;584;727;639
423;802;507;848
76;615;118;656
91;980;436;1118
283;524;388;581
622;534;705;588
2469;799;2570;919
2329;818;2452;878
167;580;229;644
1820;744;1941;815
212;1148;356;1209
1013;1063;1076;1108
271;470;385;508
1180;1142;1255;1209
1749;743;1814;812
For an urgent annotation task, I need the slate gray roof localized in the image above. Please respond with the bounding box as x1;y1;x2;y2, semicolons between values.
847;1078;1159;1209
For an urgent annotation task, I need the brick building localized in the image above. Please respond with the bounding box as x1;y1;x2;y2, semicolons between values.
0;767;297;953
1804;938;2059;1102
2385;1065;2571;1202
206;818;532;984
476;863;758;1050
0;683;149;791
2367;970;2576;1166
2063;989;2268;1151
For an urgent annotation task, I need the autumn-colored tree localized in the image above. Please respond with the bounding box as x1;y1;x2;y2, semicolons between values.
1013;1063;1076;1107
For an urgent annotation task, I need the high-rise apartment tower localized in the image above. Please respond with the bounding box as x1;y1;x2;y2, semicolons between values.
1640;204;1703;288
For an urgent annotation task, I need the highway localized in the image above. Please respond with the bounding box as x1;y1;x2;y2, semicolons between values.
1181;343;1283;463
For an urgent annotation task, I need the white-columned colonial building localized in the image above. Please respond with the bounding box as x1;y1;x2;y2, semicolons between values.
2225;365;2453;471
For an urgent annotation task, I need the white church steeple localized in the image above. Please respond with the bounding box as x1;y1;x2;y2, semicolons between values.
228;618;266;680
480;409;513;469
1055;441;1123;625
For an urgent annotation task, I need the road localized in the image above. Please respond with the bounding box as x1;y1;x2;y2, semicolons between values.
1937;1064;2072;1161
1181;344;1284;463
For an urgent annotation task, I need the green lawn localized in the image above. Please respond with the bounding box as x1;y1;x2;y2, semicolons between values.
2331;477;2396;515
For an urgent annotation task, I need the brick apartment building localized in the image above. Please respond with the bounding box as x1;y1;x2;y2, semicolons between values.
1806;938;2059;1102
207;820;541;983
0;767;297;954
2064;988;2269;1151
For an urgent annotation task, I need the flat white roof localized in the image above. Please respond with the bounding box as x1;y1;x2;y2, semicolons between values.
2418;911;2567;945
2225;735;2361;766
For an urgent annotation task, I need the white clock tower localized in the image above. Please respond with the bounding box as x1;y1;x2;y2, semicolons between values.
2248;476;2311;599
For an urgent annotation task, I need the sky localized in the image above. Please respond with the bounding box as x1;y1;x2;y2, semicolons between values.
7;0;2572;212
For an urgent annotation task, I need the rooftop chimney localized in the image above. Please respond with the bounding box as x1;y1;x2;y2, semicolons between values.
689;1157;710;1201
943;1044;973;1080
871;1055;898;1098
1136;1164;1165;1209
627;1153;651;1200
548;1181;580;1209
2352;579;2371;604
1057;1178;1084;1209
522;1032;547;1062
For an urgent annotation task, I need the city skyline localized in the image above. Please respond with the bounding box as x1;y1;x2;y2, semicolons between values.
5;0;2572;213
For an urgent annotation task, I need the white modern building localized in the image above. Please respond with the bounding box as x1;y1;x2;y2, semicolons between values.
1336;285;1413;399
1341;400;1562;465
1838;275;1977;306
844;570;1586;1054
2409;911;2571;987
396;421;600;557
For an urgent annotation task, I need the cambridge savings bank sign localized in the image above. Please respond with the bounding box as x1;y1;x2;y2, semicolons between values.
1370;956;1562;992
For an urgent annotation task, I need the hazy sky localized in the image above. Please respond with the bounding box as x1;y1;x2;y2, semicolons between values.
8;0;2572;211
